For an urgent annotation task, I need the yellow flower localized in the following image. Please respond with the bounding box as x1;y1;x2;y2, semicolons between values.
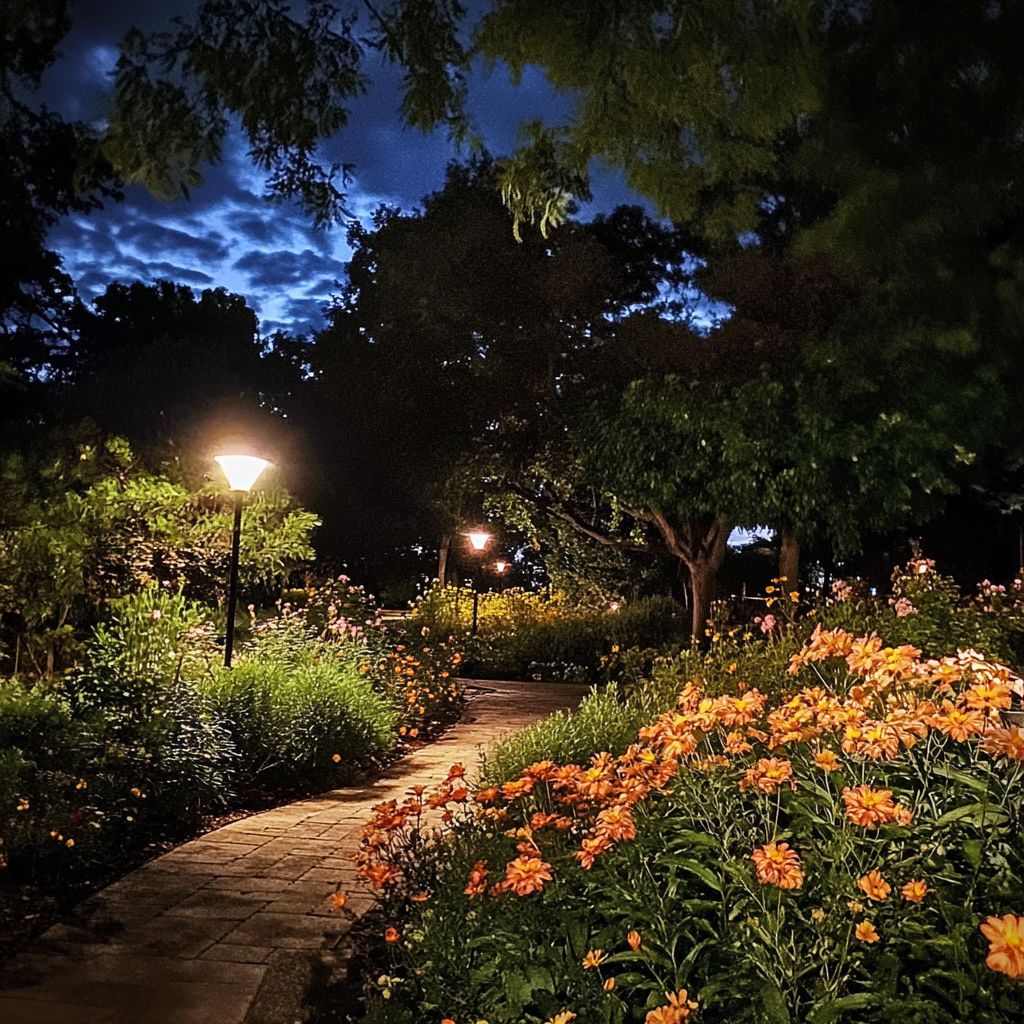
332;754;342;762
582;949;608;969
855;921;880;943
545;1014;576;1024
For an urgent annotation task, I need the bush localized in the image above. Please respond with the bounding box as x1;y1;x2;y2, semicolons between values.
353;627;1024;1024
411;588;689;681
201;657;398;789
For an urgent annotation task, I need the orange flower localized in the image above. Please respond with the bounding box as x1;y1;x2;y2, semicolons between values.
981;727;1024;760
857;870;891;901
475;787;500;803
361;862;402;888
931;700;984;741
328;891;348;910
740;757;795;794
645;989;694;1024
814;749;841;772
595;805;636;842
900;879;930;903
504;855;553;895
980;914;1024;978
841;785;897;828
545;1013;577;1024
384;926;400;942
582;949;608;969
751;841;804;890
963;681;1014;712
855;921;880;943
464;859;488;897
441;1019;456;1024
627;929;642;950
603;976;616;991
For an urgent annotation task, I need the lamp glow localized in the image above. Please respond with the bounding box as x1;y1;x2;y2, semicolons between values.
467;531;491;551
495;560;507;573
215;455;270;492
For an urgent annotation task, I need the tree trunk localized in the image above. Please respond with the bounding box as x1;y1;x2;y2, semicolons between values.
437;533;452;588
688;556;719;641
779;535;799;593
645;512;732;639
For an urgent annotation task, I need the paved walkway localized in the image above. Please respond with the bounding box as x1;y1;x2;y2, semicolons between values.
0;681;588;1024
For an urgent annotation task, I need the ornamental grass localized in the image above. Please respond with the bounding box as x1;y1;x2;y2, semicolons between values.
349;626;1024;1024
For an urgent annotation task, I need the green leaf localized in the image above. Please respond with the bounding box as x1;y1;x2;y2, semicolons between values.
962;838;984;868
758;981;791;1024
933;802;1007;828
806;993;875;1024
662;856;723;892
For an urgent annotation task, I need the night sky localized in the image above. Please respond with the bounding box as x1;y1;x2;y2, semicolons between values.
41;1;656;337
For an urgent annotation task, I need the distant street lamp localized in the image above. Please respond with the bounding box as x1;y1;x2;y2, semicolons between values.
215;454;270;667
465;530;491;634
495;560;507;593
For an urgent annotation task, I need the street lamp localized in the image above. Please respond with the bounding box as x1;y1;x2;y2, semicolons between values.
465;531;490;634
495;560;507;593
215;454;270;667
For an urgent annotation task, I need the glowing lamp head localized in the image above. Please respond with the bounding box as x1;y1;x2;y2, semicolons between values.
610;602;620;611
467;531;490;552
495;561;507;573
215;455;270;492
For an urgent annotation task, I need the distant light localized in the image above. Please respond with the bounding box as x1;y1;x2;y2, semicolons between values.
495;560;507;573
610;602;619;611
215;455;270;492
467;531;490;551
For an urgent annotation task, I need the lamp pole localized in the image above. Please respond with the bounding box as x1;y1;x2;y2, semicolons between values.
223;492;244;668
466;531;491;635
215;454;270;668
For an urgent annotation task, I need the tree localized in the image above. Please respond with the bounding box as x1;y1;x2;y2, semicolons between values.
301;158;692;593
0;433;319;678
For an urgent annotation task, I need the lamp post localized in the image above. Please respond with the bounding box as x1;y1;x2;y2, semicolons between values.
495;560;507;593
215;454;270;667
466;531;490;634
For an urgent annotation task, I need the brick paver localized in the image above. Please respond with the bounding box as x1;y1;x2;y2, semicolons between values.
0;681;588;1024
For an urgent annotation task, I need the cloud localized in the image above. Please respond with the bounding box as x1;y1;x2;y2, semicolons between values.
233;249;349;289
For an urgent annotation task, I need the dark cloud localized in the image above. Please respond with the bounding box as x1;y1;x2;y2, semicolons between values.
233;249;348;290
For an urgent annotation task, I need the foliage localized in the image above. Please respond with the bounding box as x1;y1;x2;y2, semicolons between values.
0;436;318;677
410;587;689;681
352;629;1024;1024
0;587;236;880
817;560;1024;668
201;657;397;790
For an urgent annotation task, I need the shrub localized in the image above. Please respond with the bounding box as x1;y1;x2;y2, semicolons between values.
201;658;398;789
353;627;1024;1024
411;587;689;681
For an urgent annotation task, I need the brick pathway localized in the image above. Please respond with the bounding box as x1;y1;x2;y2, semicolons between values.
0;681;588;1024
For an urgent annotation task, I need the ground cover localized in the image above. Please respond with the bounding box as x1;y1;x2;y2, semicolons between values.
348;561;1024;1023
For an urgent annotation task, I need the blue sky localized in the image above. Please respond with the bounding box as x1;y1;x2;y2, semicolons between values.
42;2;657;336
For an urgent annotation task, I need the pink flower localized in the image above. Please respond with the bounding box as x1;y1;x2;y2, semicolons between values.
761;614;776;634
893;598;918;617
831;580;852;602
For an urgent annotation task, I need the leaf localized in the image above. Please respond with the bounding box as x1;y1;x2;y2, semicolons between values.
929;763;991;796
933;802;1007;828
962;838;984;868
806;993;875;1024
662;856;723;892
758;981;791;1024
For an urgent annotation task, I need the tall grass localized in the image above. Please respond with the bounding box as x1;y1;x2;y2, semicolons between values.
201;659;398;788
